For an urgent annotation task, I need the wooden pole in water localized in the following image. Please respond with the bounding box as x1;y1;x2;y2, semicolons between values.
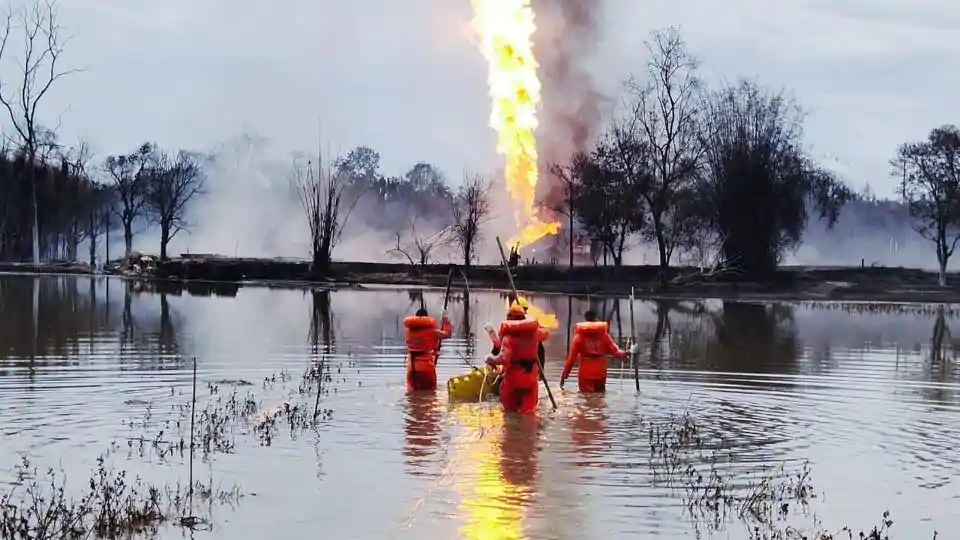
630;287;639;392
434;266;456;365
495;236;558;411
188;357;197;507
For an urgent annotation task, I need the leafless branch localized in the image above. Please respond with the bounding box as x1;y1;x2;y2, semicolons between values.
450;173;492;267
144;148;206;260
0;0;81;157
103;143;154;258
623;26;703;271
294;146;366;274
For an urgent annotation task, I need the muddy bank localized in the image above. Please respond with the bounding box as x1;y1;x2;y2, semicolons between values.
0;261;93;274
151;257;960;303
5;256;960;302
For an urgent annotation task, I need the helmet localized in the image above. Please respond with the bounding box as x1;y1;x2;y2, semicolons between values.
507;302;526;319
515;297;530;310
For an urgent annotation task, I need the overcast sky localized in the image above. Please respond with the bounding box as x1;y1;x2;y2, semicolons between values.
2;0;958;198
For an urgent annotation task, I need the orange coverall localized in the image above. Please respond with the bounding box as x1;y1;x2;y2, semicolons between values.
403;314;452;391
488;313;549;414
561;321;627;393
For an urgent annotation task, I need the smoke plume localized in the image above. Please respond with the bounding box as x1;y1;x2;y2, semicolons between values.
533;0;607;208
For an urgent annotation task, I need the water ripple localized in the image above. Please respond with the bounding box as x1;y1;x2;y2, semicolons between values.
0;276;956;538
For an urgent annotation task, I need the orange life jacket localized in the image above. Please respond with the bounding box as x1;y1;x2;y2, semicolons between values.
499;318;542;362
403;316;440;356
575;321;612;357
562;320;624;381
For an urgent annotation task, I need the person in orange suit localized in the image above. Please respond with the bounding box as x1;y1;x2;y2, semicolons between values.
484;296;546;365
403;308;452;391
560;309;638;393
485;302;549;414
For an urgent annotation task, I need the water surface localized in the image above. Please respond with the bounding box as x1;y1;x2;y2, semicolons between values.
0;274;956;539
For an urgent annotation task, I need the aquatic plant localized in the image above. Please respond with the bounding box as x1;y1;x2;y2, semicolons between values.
0;454;241;539
751;509;939;539
802;301;960;317
126;360;340;460
633;411;939;539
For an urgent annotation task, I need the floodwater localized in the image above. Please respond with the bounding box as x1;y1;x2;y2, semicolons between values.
0;274;957;539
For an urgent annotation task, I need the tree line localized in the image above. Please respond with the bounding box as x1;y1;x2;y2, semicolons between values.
2;3;957;283
0;2;206;264
0;139;206;264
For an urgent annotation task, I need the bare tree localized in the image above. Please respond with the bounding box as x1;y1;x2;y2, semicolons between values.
144;149;206;260
0;0;80;263
450;173;492;268
547;162;579;267
60;139;94;261
85;181;112;267
295;150;363;276
622;27;702;277
387;216;452;270
103;143;154;259
892;125;960;287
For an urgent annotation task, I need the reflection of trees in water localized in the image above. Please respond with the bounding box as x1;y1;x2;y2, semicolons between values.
309;290;333;355
709;302;800;374
0;275;191;373
920;306;958;403
122;284;184;370
796;302;960;356
658;301;801;379
0;276;116;369
157;293;179;359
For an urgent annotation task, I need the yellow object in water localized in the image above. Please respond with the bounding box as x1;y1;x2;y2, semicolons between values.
447;366;499;401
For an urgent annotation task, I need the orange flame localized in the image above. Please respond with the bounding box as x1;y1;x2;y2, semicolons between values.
470;0;561;249
515;295;559;330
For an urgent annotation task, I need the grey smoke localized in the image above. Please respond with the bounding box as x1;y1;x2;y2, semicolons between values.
532;0;608;214
534;0;606;171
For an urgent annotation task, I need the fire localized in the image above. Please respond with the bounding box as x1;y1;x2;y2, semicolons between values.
470;0;561;249
517;295;559;330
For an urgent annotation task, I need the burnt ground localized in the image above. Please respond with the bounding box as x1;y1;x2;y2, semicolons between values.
6;257;960;303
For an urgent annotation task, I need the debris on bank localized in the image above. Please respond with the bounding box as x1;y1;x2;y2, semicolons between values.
105;252;158;276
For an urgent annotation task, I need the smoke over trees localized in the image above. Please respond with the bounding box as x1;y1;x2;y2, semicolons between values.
697;81;851;276
553;26;854;278
0;10;942;277
533;0;606;240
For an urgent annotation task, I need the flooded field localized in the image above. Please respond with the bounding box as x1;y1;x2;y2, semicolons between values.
0;274;957;539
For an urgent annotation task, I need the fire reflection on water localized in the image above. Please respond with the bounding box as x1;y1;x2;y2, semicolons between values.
452;406;541;540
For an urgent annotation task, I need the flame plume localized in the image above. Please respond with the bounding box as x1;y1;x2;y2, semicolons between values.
470;0;561;249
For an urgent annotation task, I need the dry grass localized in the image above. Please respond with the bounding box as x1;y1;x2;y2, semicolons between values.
0;455;241;539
